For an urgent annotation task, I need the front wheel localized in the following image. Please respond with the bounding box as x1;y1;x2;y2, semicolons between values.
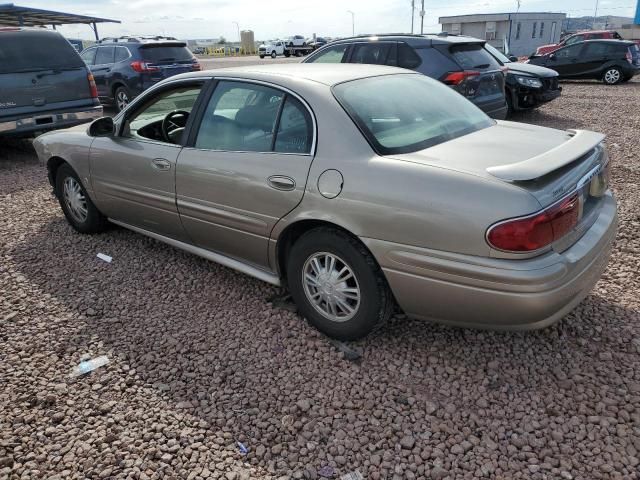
271;51;277;59
55;164;108;234
287;228;394;340
259;54;265;59
602;67;622;85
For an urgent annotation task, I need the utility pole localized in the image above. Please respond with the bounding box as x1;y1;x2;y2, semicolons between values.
347;10;355;36
592;0;599;29
411;0;415;34
232;21;240;44
420;0;425;34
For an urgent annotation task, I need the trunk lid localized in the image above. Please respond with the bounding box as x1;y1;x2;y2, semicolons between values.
391;121;608;209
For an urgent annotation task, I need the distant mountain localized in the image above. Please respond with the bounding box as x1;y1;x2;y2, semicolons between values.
563;15;634;32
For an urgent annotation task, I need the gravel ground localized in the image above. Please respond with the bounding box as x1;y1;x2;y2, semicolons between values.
1;79;640;480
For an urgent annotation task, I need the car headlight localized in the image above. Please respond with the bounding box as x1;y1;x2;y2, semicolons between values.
516;76;543;88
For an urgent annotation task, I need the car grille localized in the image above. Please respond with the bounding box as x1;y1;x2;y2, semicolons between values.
543;77;560;91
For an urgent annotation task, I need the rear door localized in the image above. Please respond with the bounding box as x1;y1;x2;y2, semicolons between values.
346;41;397;66
441;42;506;114
579;42;618;77
92;46;115;97
0;30;93;119
176;79;316;269
139;43;196;82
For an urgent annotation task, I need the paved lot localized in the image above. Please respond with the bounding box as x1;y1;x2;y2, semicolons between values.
197;55;301;70
1;79;640;480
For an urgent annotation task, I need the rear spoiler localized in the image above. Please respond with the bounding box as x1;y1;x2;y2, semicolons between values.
486;129;605;182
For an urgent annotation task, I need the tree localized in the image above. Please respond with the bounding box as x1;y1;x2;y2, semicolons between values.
218;36;226;45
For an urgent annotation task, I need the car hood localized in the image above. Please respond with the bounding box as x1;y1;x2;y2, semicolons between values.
504;61;557;77
391;121;606;207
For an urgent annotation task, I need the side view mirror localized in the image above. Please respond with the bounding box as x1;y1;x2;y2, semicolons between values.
508;55;518;62
88;116;115;137
549;53;556;61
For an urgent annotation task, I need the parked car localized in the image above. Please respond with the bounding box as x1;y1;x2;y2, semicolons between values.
528;40;640;85
285;35;307;47
80;36;201;112
483;44;561;114
0;27;102;137
535;30;624;56
34;64;616;340
308;37;328;50
303;33;508;119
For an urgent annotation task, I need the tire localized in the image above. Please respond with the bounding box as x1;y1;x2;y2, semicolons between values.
259;54;265;59
505;90;515;117
55;164;108;234
114;85;131;112
271;51;277;59
284;51;291;58
286;227;394;340
602;67;622;85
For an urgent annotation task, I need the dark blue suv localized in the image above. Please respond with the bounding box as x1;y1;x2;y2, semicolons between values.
80;36;201;112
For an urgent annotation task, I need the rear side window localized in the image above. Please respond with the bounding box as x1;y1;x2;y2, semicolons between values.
306;44;349;63
449;44;499;70
141;45;193;62
95;46;115;65
350;43;395;65
0;31;84;73
275;97;313;154
398;43;422;69
334;74;493;155
80;48;96;66
584;43;622;56
115;47;130;62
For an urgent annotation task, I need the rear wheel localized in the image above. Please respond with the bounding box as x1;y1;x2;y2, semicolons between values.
602;67;622;85
287;227;393;340
271;51;277;59
55;164;108;234
114;85;131;112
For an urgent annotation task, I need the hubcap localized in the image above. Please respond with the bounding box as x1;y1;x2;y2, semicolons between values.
116;90;129;110
605;69;620;84
302;252;360;322
62;177;88;223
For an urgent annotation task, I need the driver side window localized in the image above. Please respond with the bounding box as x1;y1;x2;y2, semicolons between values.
555;44;582;59
123;84;203;144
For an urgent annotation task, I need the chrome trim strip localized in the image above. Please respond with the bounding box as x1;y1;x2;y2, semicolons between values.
0;106;103;133
109;219;281;286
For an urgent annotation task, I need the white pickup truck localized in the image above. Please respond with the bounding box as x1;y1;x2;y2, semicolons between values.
258;37;313;58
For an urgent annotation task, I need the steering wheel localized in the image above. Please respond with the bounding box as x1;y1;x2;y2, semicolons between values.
161;110;190;143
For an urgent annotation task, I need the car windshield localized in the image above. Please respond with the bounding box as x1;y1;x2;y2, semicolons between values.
333;74;494;155
484;43;511;64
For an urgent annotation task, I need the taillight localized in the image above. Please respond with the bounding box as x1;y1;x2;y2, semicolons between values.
130;61;159;73
442;70;480;86
626;49;633;64
487;193;580;253
192;61;202;71
87;73;98;99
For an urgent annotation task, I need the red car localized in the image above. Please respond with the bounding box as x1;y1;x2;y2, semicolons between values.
535;30;624;56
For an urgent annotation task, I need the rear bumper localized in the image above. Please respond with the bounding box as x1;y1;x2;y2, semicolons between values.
0;106;103;137
363;193;617;330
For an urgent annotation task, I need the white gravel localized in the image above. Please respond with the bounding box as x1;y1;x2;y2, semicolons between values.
1;79;640;480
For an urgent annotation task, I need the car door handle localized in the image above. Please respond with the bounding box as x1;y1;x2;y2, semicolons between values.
151;158;171;171
268;175;295;191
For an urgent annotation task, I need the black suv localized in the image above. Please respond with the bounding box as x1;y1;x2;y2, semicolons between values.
529;40;640;85
0;28;102;137
304;33;508;119
80;36;201;111
483;44;561;114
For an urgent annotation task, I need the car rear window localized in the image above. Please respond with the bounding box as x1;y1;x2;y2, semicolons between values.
449;43;500;70
0;31;84;73
141;44;194;62
333;74;493;155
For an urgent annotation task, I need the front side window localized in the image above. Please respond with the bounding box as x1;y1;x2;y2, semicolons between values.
350;43;395;65
554;44;582;59
306;44;349;63
94;46;115;65
80;48;96;66
334;74;493;155
565;35;583;46
123;85;203;143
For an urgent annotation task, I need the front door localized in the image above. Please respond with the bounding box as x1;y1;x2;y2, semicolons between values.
547;43;585;77
90;81;206;241
176;79;316;269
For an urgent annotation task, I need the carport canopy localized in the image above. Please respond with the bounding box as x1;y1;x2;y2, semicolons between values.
0;3;120;40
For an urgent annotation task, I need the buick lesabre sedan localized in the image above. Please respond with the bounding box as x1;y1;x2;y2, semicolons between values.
34;64;617;340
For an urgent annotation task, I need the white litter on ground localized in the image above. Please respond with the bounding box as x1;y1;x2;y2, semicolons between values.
70;355;110;377
97;253;112;263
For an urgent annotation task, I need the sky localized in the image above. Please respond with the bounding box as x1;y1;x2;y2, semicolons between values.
21;0;639;41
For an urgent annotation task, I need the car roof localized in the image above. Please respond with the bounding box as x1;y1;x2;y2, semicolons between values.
581;39;634;45
329;33;484;45
173;63;415;86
